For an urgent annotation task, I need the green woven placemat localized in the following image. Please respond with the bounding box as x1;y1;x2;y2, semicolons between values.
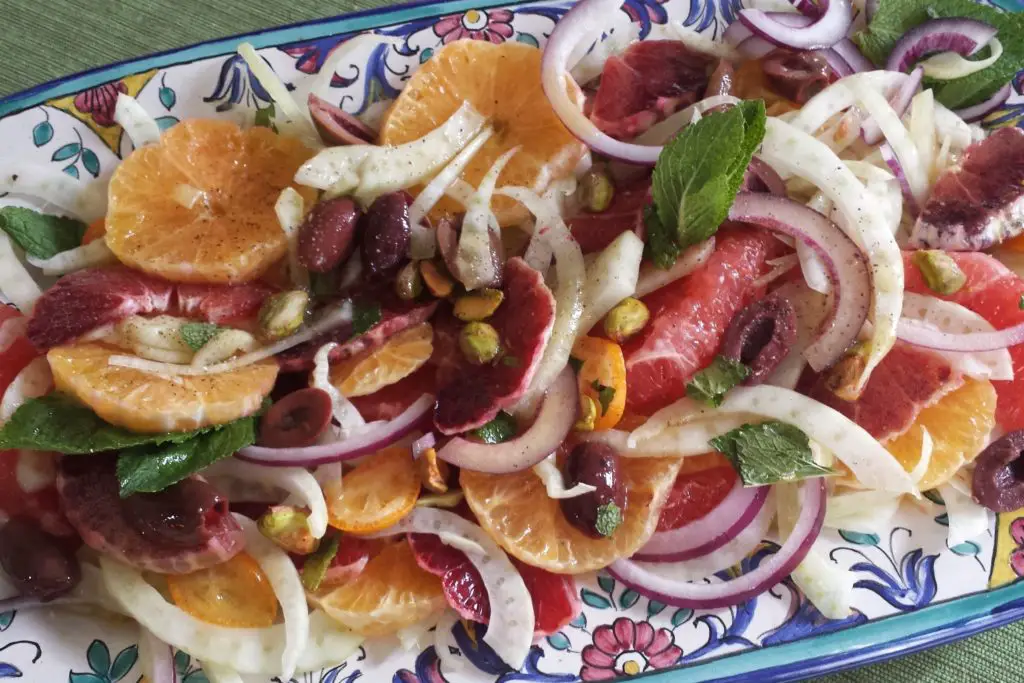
0;0;1019;680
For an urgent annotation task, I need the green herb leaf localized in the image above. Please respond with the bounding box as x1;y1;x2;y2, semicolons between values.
179;322;221;352
648;101;766;268
351;301;383;338
590;379;616;416
472;411;517;444
686;356;751;408
855;0;1024;108
0;206;87;260
301;536;340;591
309;270;340;300
501;355;520;367
1018;294;1024;310
254;103;277;131
594;502;623;537
116;416;257;496
568;356;584;374
709;421;834;487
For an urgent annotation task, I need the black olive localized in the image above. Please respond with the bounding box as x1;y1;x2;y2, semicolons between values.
0;516;80;601
721;295;797;384
973;430;1024;512
259;387;334;448
124;477;229;548
560;442;626;539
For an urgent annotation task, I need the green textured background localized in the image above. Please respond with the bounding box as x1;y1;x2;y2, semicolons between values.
0;0;1019;680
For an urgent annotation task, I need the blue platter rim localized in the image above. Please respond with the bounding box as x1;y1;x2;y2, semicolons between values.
1;0;1022;680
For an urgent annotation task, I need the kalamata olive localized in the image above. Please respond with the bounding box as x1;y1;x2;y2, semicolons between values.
124;477;229;548
762;49;831;104
361;191;412;280
721;295;796;384
972;430;1024;512
560;442;627;539
308;93;376;146
259;387;334;448
297;197;362;273
0;516;81;600
705;59;735;98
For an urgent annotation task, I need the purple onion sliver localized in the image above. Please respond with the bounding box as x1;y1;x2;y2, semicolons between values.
738;0;853;51
608;478;826;609
832;38;875;72
746;157;788;196
953;83;1012;123
412;432;437;459
897;318;1024;352
736;36;779;61
821;48;854;78
880;142;920;216
862;68;922;145
884;18;998;73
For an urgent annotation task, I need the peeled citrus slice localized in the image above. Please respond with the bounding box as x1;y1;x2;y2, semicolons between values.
317;540;446;636
379;40;586;226
330;323;433;397
106;119;314;284
461;457;681;574
167;552;278;627
327;445;420;534
886;379;997;491
47;342;277;433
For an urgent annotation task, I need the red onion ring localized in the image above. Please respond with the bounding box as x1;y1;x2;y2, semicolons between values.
436;367;576;473
862;68;923;145
541;0;663;165
745;157;787;196
235;394;434;467
832;38;874;73
608;478;825;609
897;318;1024;352
634;481;770;562
879;142;919;216
954;83;1012;123
728;193;871;370
140;628;178;683
739;0;853;51
885;18;997;73
412;432;437;459
821;48;854;78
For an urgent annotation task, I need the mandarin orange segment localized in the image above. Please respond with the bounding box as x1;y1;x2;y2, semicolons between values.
47;342;277;433
573;336;627;431
379;40;586;226
886;379;997;491
461;457;681;574
106;120;314;284
327;445;420;534
330;323;433;397
316;540;446;636
167;552;279;627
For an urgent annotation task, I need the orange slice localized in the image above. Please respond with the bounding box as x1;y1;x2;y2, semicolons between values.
330;323;433;397
167;552;278;627
379;40;587;226
47;342;277;433
327;445;420;534
886;378;997;491
106;119;314;284
573;336;627;431
461;457;682;574
316;540;446;636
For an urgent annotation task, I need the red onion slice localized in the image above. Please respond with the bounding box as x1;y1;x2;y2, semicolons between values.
885;18;998;73
235;394;434;467
821;48;854;78
608;478;825;609
832;38;874;73
745;157;787;196
897;318;1024;352
139;628;178;683
879;142;919;216
954;83;1012;123
541;0;663;165
437;367;576;473
728;193;871;370
739;0;853;50
862;68;923;145
634;481;769;562
307;94;376;145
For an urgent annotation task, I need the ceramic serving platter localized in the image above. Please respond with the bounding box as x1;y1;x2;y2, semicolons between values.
2;1;1024;681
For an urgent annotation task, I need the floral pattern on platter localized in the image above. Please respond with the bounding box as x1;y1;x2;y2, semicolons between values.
0;0;1023;681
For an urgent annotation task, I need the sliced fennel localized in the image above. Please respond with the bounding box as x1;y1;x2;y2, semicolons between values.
850;83;928;206
0;166;107;222
236;43;321;148
939;480;993;548
0;232;42;312
275;187;309;290
458;146;519;289
0;356;52;424
533;454;596;499
114;93;161;148
26;239;115;276
575;230;644;340
920;39;1003;80
295;101;487;205
205;460;328;538
634;239;714;298
312;342;366;437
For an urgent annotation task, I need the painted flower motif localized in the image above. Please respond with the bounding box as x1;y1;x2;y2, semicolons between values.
580;617;682;680
1009;517;1024;576
433;9;515;45
73;81;128;127
204;53;276;112
622;0;669;37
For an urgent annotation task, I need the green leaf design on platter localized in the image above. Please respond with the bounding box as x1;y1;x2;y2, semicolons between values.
597;574;615;595
0;611;13;630
671;608;694;627
838;529;881;546
52;142;81;162
545;632;572;651
86;640;111;676
569;612;587;629
81;149;101;178
580;588;612;610
647;600;666;618
69;673;106;683
935;512;949;527
160;87;177;111
174;650;191;676
33;121;54;147
63;164;80;179
109;645;138;681
619;589;640;610
950;540;981;556
515;32;540;47
156;116;179;131
183;671;210;683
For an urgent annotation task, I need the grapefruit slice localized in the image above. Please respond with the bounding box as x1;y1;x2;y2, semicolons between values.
106;120;314;284
623;227;777;415
378;40;586;226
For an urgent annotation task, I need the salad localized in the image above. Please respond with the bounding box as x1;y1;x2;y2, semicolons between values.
1;0;1024;679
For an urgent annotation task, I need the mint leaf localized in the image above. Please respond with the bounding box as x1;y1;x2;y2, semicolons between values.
254;103;277;131
648;101;766;268
180;322;221;351
568;356;584;374
472;411;517;444
709;421;834;487
855;0;1024;108
0;395;209;453
686;356;751;407
301;536;340;591
590;379;616;415
351;301;382;338
595;502;623;537
0;207;87;259
116;416;256;496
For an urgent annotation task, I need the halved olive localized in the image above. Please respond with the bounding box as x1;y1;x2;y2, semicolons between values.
259;387;334;448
